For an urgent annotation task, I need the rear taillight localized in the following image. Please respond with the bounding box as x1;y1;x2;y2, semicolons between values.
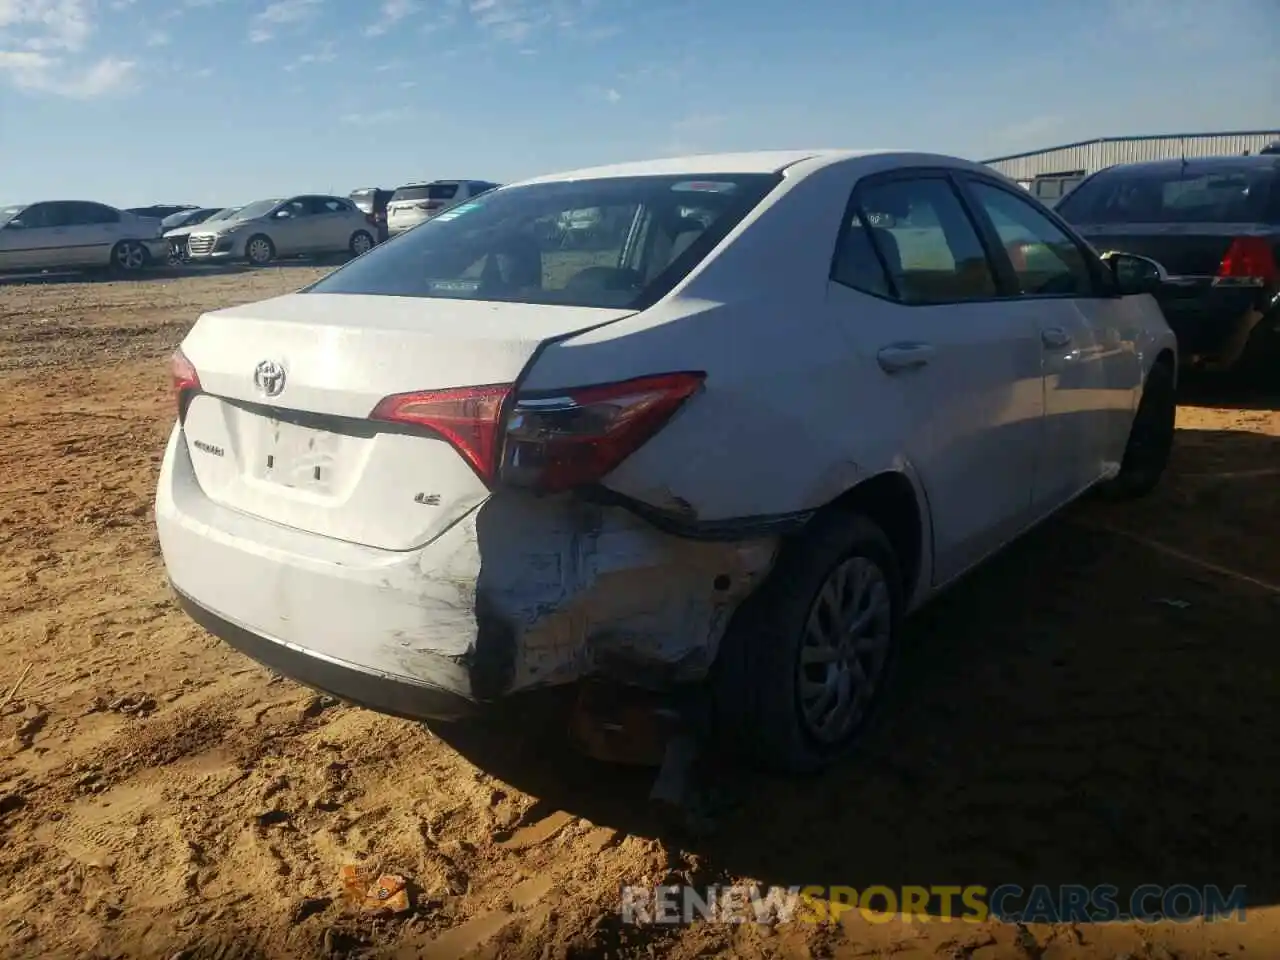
171;347;201;417
368;372;705;493
1216;237;1278;287
370;384;512;482
499;372;705;494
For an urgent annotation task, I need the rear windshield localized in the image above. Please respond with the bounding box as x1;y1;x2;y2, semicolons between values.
392;183;460;202
1057;164;1275;224
305;173;781;310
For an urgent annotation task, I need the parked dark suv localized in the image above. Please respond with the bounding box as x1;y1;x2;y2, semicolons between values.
349;187;394;244
1056;155;1280;377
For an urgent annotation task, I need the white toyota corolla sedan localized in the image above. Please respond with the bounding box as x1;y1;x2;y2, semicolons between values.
155;150;1178;773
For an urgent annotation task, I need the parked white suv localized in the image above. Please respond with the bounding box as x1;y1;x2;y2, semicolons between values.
0;201;167;274
185;195;375;266
386;180;500;236
156;150;1177;773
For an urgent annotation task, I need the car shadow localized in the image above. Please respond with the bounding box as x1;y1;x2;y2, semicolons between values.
1177;370;1279;411
0;265;250;287
0;256;355;287
430;424;1280;921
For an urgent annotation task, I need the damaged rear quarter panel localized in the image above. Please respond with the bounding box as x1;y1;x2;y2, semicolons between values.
468;492;778;693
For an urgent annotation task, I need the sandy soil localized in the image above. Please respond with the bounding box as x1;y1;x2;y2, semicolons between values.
0;266;1277;960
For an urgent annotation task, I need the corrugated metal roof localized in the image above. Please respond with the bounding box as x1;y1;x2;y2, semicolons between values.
983;130;1280;181
982;129;1280;164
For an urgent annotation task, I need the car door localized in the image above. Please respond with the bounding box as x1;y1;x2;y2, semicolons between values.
1;202;81;270
269;198;311;254
959;175;1143;510
319;197;358;250
64;202;123;266
826;171;1046;585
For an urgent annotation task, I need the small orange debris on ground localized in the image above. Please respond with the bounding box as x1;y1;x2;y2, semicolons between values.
339;865;412;915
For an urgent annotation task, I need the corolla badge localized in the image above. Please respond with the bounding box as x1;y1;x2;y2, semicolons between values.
253;359;287;398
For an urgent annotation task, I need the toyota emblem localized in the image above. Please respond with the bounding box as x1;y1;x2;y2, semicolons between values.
253;359;287;398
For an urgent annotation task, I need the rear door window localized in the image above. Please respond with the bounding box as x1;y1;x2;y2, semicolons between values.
849;176;998;303
1058;165;1274;223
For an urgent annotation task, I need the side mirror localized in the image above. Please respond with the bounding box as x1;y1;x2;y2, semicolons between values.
274;210;292;219
1100;251;1168;296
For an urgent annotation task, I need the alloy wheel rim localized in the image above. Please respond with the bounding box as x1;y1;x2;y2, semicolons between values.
353;234;371;254
795;555;893;744
118;243;144;270
248;239;270;263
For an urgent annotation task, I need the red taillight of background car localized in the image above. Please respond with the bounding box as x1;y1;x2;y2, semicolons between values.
1216;237;1279;287
369;372;705;492
370;384;513;482
499;372;705;493
171;347;201;418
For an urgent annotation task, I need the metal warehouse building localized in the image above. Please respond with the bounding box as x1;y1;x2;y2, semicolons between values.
982;129;1280;206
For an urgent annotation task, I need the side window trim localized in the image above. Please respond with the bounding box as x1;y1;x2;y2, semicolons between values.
956;172;1109;298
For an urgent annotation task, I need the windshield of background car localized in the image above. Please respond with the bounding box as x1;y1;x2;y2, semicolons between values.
349;190;377;211
0;205;26;226
226;199;282;222
1057;164;1276;224
391;183;460;203
161;210;200;229
304;173;782;309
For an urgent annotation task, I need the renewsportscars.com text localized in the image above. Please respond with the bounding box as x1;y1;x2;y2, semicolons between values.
619;884;1249;925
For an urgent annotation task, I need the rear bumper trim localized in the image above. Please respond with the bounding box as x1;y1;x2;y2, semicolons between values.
173;585;480;721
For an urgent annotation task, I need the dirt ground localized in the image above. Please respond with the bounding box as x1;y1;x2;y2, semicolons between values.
0;267;1277;960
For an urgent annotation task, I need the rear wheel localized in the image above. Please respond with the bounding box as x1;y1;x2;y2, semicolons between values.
349;230;374;257
1098;359;1176;500
711;511;903;774
245;235;274;266
111;240;148;274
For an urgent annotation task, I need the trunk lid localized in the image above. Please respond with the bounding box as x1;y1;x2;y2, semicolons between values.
178;293;633;551
1072;222;1257;276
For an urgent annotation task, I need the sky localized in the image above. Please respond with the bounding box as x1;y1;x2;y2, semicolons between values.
1;0;1278;208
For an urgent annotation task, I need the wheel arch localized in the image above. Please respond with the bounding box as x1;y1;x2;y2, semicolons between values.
807;467;931;608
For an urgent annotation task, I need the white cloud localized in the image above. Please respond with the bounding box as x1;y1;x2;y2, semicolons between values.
0;0;95;52
146;30;171;47
604;87;620;104
0;1;138;98
248;0;322;43
0;52;136;98
283;39;336;70
364;0;417;37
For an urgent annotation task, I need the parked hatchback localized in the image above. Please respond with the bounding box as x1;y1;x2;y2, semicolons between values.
157;150;1177;774
185;195;376;266
1056;155;1280;376
386;180;500;236
0;200;167;274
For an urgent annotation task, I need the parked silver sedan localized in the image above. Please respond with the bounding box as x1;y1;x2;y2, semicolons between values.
0;200;167;274
185;195;376;266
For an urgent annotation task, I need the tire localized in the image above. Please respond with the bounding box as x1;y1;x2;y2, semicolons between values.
1098;360;1176;501
710;511;904;775
245;235;275;266
349;230;374;257
110;240;149;274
